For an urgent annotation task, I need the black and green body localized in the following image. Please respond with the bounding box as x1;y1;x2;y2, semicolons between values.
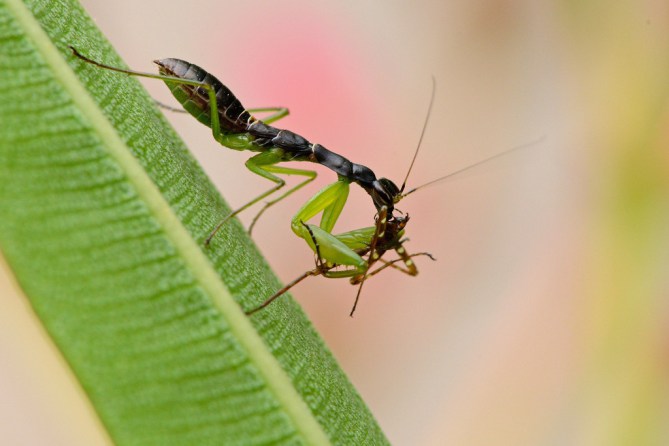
70;48;421;314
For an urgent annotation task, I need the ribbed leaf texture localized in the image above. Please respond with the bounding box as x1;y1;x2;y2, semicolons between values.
0;0;388;444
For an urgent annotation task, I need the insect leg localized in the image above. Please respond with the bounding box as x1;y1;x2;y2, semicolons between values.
205;150;316;244
247;167;317;235
69;47;226;147
290;180;369;273
245;268;320;315
379;252;436;274
246;107;289;124
291;179;350;233
156;104;289;127
391;243;418;275
246;219;367;315
351;252;436;284
154;99;187;112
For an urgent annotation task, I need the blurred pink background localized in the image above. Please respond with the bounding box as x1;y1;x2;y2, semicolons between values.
2;1;669;444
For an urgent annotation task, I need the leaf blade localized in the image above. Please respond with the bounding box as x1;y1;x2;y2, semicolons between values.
0;0;388;444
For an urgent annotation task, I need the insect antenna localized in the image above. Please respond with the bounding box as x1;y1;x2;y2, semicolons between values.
400;76;437;193
402;136;545;198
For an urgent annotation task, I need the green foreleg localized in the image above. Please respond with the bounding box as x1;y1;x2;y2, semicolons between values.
290;180;368;272
291;179;350;233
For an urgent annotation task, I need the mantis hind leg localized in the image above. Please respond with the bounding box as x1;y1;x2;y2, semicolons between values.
247;166;317;235
152;104;289;127
154;99;186;112
69;46;226;142
246;107;289;124
205;150;317;244
245;268;319;316
71;47;266;156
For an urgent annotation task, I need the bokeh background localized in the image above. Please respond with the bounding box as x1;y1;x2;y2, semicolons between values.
2;0;669;444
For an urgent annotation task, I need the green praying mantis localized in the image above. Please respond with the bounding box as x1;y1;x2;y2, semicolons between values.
70;46;533;316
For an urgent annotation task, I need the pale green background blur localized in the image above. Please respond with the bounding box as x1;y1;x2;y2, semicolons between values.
2;1;669;445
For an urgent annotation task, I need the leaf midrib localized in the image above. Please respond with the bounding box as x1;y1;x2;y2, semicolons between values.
5;0;330;443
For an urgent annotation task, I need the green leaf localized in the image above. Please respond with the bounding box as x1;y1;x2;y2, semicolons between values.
0;0;388;444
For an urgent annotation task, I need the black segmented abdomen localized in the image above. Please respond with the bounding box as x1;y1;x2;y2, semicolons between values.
154;59;396;211
247;121;313;158
154;58;252;133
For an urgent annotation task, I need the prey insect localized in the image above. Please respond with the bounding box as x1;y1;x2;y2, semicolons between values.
246;208;435;316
